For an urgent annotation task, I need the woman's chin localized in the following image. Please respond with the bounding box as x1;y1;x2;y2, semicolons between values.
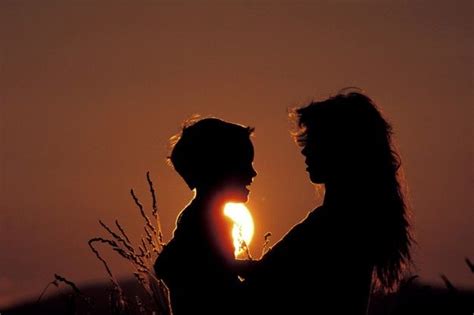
309;173;325;184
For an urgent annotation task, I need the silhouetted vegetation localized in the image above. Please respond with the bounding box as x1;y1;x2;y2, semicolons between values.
6;268;473;315
85;172;171;314
18;172;172;315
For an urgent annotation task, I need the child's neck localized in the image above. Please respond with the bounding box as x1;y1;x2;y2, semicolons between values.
194;188;228;214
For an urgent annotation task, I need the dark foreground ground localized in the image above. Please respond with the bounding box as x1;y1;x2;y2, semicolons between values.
3;278;473;315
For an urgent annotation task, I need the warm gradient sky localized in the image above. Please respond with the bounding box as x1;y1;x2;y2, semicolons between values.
1;0;472;308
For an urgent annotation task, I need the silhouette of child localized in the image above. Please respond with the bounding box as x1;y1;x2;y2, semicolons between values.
244;91;413;315
154;117;257;315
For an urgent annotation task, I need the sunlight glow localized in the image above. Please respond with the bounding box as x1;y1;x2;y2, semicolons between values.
223;202;254;258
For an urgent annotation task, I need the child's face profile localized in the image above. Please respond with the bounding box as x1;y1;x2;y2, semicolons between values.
172;118;257;202
212;138;257;203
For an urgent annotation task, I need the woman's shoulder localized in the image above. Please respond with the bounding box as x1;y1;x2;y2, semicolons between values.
301;205;330;227
260;206;325;254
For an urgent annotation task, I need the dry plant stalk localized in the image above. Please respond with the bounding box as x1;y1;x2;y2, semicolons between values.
37;273;91;314
88;171;171;315
262;232;273;257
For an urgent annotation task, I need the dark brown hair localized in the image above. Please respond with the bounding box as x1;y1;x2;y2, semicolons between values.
292;91;413;291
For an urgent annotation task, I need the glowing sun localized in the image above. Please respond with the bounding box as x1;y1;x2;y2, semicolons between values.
223;202;254;257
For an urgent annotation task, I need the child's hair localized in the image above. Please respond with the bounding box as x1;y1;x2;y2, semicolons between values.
169;117;254;189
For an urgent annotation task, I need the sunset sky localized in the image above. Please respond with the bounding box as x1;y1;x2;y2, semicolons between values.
1;0;472;308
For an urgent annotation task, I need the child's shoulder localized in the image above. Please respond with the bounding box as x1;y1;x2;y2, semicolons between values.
176;202;203;224
174;203;206;239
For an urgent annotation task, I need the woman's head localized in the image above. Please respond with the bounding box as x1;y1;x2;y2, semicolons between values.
169;117;257;203
294;91;396;185
292;90;413;291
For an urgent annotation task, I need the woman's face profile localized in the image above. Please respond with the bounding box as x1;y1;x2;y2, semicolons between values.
301;130;329;184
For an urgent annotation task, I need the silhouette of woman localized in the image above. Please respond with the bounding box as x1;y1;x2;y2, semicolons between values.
244;91;413;314
154;118;257;315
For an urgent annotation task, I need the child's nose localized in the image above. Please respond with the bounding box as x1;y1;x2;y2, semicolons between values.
250;167;257;179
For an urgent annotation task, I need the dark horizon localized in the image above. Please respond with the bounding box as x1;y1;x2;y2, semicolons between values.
5;275;474;314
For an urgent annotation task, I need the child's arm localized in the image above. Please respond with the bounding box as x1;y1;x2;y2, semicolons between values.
233;259;259;278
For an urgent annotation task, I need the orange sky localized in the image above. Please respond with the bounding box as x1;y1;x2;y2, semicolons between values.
1;0;472;308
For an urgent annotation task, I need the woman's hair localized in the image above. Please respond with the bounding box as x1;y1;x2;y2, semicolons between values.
292;90;413;291
169;117;254;189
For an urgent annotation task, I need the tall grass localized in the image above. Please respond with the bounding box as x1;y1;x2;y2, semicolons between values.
87;171;171;315
36;273;92;314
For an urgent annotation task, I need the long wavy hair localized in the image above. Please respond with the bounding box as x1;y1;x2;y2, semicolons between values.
292;89;413;291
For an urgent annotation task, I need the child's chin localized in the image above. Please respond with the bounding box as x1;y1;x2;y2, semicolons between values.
228;190;249;203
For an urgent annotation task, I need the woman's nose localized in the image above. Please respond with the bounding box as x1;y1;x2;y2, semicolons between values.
301;146;308;156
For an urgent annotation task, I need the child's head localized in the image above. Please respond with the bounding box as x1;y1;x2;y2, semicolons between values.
169;117;256;203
